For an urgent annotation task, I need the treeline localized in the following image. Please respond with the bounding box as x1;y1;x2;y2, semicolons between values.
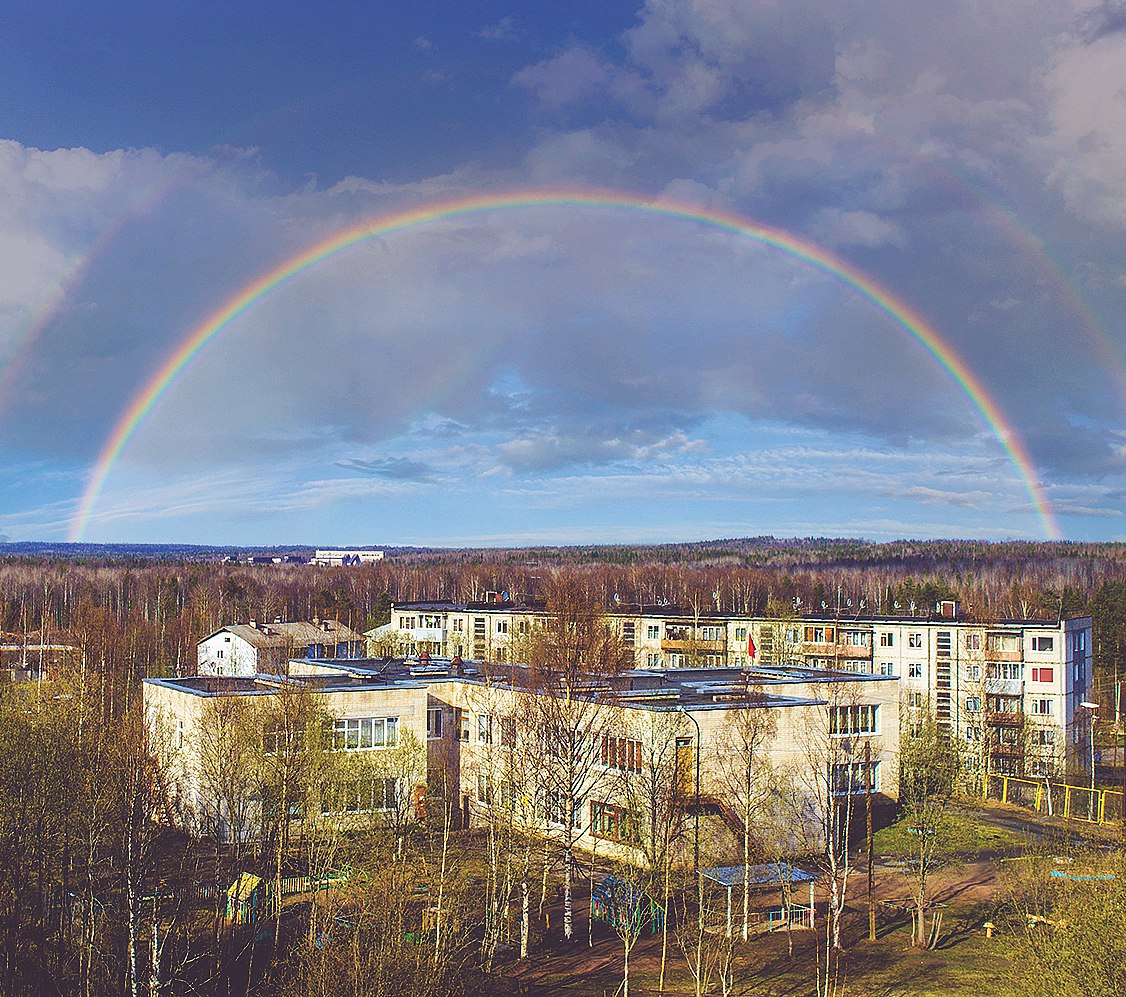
0;547;1124;684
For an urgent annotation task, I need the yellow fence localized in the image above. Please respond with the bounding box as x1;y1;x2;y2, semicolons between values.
987;774;1124;825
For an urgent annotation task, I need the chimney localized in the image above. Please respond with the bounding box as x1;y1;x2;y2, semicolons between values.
249;618;258;630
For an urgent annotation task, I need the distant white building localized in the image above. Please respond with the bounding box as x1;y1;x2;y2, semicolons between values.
313;549;384;566
197;619;366;677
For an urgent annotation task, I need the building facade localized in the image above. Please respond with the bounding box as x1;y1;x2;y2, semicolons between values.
149;646;900;857
198;619;366;677
378;600;1092;779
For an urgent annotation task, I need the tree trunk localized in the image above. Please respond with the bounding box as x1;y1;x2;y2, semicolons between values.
563;847;573;940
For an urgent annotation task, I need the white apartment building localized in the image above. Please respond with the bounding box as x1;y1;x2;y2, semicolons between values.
381;600;1091;779
312;549;384;566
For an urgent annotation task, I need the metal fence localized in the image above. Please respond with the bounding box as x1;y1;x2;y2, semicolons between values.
987;773;1124;825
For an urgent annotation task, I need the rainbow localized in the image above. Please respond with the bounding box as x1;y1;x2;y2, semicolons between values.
68;188;1062;540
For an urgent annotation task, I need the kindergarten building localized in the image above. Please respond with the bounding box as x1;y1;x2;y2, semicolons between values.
145;637;900;857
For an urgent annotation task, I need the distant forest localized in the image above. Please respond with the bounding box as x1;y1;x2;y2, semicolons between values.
1;536;1125;707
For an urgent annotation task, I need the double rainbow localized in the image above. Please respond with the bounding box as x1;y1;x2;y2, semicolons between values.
68;188;1061;540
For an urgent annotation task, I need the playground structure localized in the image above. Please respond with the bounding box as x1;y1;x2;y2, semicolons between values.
699;863;818;939
590;874;665;936
225;865;370;926
987;773;1124;826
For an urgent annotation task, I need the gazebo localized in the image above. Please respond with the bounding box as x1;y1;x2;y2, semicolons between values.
699;862;818;938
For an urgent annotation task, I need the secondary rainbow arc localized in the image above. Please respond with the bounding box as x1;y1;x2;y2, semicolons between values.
69;188;1061;540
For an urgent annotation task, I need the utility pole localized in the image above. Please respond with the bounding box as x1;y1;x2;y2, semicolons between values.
866;738;876;942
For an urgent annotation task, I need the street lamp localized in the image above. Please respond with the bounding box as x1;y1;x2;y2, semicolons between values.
1080;701;1098;820
676;706;701;874
677;705;704;963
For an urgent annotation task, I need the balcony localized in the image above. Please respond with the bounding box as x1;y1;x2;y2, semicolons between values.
985;648;1023;663
835;643;874;659
661;638;727;653
985;679;1023;697
985;711;1025;728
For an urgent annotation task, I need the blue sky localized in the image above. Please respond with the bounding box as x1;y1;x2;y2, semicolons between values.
0;0;1124;545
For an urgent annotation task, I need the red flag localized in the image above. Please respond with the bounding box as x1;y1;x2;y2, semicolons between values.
747;634;756;659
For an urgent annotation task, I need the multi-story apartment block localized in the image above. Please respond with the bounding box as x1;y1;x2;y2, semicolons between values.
379;600;1091;780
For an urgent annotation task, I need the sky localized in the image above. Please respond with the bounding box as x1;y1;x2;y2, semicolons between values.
0;0;1124;546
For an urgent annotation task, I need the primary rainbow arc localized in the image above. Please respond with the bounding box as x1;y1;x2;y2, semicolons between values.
69;188;1061;540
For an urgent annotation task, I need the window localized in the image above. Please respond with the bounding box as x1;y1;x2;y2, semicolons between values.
332;716;398;750
216;649;224;659
878;661;895;676
832;761;878;794
841;630;871;647
459;711;470;742
700;626;722;641
427;707;444;739
734;627;747;641
601;734;643;773
806;626;832;643
785;627;801;644
964;633;982;651
1031;636;1054;652
965;664;981;681
224;636;231;642
323;777;397;814
402;616;416;629
545;791;581;829
987;633;1020;653
476;773;493;806
591;801;641;843
879;632;894;648
1000;662;1023;680
908;692;924;708
965;726;980;741
908;633;923;649
477;713;493;745
647;625;660;639
496;620;508;634
1036;729;1055;746
646;652;661;667
908;662;923;679
1031;699;1054;716
1031;667;1054;683
264;725;306;755
452;619;464;632
965;696;981;712
830;704;878;735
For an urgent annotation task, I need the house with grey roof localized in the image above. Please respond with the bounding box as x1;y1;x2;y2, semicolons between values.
197;618;366;677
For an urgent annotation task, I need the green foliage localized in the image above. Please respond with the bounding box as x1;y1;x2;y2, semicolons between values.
1007;855;1126;997
876;809;998;861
